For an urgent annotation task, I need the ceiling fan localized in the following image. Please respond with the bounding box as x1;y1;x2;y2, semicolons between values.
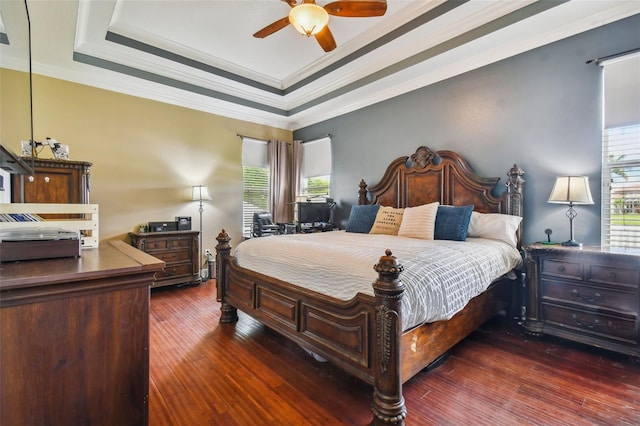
253;0;387;52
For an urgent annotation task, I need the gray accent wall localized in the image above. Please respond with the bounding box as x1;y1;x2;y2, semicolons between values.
293;14;640;247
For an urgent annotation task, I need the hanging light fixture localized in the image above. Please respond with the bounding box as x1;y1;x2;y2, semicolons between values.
289;2;329;36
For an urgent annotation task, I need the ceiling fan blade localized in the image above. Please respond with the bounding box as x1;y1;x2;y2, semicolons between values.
324;0;387;17
253;16;291;38
315;26;337;52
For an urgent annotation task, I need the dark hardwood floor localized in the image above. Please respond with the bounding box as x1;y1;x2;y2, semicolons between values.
149;282;640;425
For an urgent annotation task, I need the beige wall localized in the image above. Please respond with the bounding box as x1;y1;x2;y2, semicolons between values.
1;68;292;261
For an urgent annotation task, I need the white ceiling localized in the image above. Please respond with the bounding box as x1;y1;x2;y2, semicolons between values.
1;0;639;130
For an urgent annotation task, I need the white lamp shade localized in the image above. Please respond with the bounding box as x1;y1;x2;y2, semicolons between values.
289;3;329;36
548;176;594;205
191;185;212;201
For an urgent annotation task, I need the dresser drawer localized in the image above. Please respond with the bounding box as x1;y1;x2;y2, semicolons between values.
156;263;193;280
587;264;639;289
146;249;191;263
540;258;582;281
541;278;638;315
542;303;638;344
145;238;170;250
170;238;193;249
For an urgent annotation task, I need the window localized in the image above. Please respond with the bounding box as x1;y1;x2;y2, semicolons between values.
601;54;640;251
300;136;332;199
242;138;269;238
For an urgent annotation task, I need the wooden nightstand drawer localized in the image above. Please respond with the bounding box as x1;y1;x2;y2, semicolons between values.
145;239;169;250
542;304;638;344
541;278;637;314
540;258;582;281
170;238;193;249
147;249;191;263
156;263;193;280
587;264;639;288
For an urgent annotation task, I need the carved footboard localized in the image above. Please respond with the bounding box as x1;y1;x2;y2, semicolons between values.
215;230;408;425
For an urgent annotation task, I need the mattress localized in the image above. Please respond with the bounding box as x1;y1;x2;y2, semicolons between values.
233;231;522;330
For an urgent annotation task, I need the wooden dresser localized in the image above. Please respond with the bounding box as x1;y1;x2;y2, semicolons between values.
11;157;92;204
0;241;164;425
129;230;201;288
523;243;639;358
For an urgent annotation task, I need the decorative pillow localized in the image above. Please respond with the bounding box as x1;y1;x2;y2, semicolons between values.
397;202;440;240
369;206;405;235
467;211;522;248
434;205;474;241
345;204;380;233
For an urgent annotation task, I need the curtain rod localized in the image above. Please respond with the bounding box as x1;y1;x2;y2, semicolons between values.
236;134;268;142
586;47;640;65
237;134;332;143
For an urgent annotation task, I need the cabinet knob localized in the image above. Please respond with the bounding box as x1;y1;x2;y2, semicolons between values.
28;176;34;182
558;265;566;272
44;176;50;183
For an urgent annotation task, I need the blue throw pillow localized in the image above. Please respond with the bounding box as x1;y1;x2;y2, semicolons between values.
434;205;474;241
345;204;380;233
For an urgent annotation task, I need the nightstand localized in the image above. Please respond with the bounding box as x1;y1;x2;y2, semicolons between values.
129;230;201;288
523;243;639;358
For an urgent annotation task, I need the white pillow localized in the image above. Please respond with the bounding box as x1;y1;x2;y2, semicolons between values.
397;202;439;240
369;206;404;235
467;211;522;247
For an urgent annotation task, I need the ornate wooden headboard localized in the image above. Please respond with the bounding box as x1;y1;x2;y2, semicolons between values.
358;146;525;243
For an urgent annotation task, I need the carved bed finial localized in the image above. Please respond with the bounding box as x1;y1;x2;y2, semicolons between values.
216;229;231;250
409;146;436;169
373;249;404;278
358;179;369;205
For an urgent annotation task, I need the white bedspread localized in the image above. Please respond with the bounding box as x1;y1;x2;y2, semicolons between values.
233;231;522;330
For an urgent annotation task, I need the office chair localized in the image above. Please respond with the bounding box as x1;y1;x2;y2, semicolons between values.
252;211;282;237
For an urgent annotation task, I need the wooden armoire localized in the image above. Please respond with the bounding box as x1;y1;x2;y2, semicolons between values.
11;157;92;204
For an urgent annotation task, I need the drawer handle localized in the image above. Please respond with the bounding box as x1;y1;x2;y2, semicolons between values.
558;265;566;272
570;314;612;330
570;289;602;303
609;271;617;279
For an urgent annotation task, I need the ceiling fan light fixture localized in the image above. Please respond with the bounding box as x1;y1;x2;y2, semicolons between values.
289;3;329;37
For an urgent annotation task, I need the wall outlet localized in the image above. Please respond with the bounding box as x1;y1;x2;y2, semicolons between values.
204;249;212;256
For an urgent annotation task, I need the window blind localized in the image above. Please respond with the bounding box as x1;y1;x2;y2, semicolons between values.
242;137;268;168
242;137;269;237
302;136;331;178
601;54;640;250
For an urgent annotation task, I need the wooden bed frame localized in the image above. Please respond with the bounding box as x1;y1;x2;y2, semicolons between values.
215;146;525;425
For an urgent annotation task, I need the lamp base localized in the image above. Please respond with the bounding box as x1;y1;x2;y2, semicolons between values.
561;240;582;247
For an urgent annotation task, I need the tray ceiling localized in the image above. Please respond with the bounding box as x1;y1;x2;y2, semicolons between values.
1;0;638;130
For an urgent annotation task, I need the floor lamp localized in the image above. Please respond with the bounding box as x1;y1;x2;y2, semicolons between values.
192;185;212;279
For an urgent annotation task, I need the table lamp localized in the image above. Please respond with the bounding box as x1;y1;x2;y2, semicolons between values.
547;176;594;247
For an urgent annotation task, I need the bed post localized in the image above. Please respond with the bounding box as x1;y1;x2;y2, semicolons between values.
505;164;525;246
358;179;369;205
371;249;406;425
215;229;238;323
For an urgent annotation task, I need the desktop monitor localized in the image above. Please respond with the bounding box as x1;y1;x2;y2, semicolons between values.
297;202;331;224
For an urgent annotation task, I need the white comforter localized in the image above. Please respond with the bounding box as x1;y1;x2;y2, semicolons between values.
233;231;522;330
